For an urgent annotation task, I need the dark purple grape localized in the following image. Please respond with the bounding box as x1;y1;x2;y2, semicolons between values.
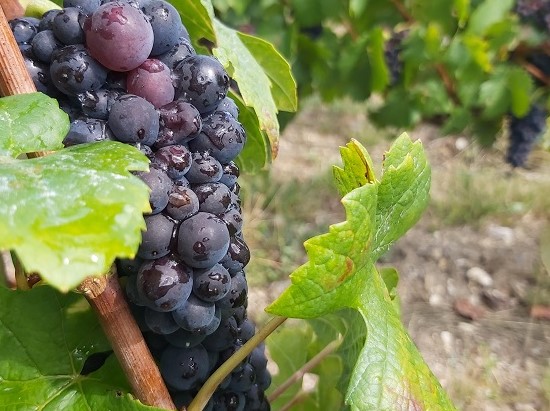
238;319;255;342
9;18;37;44
188;111;246;163
84;1;154;71
249;343;268;372
108;94;159;145
63;118;114;146
158;38;196;70
31;30;63;63
507;104;547;167
78;89;120;120
144;308;180;334
23;56;57;94
216;270;247;310
160;344;209;390
52;7;85;45
156;100;202;147
126;59;174;108
64;0;101;14
201;306;222;336
137;213;175;259
135;166;173;214
201;316;238;352
143;331;168;357
165;327;206;348
152;145;192;179
39;10;61;32
143;0;185;56
193;263;231;303
105;71;127;90
384;30;407;86
246;384;267;410
193;182;232;215
136;255;193;311
177;212;230;268
217;97;239;119
185;151;223;184
219;162;239;187
220;207;243;235
125;274;145;306
165;185;199;221
116;257;144;277
174;55;230;114
220;236;250;275
218;339;247;373
50;45;108;96
229;363;255;392
213;390;246;411
172;294;216;333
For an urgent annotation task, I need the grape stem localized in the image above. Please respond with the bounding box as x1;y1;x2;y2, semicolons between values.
0;5;176;410
267;337;342;403
186;316;288;411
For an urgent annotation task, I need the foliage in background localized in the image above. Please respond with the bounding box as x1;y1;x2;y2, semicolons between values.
213;0;550;148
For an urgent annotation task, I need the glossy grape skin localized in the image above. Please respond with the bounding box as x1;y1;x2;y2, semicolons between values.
78;88;120;120
64;0;101;14
137;213;175;259
188;111;246;163
143;0;184;56
152;145;192;180
219;161;239;187
38;10;61;32
144;308;180;334
126;59;174;108
217;97;239;119
63;118;114;146
31;30;62;63
52;7;85;45
165;185;199;221
9;18;37;44
50;45;108;96
160;344;209;390
136;255;193;311
185;151;223;184
177;212;230;269
192;263;231;302
216;270;247;311
156;100;202;147
172;294;215;332
108;94;160;145
220;235;250;275
84;2;154;71
135;166;173;214
158;38;196;70
201;316;238;352
193;182;232;215
174;55;230;114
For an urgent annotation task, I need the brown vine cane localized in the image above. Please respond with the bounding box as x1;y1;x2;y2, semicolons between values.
0;4;176;410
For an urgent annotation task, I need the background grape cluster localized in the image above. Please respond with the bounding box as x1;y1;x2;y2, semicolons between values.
10;1;270;409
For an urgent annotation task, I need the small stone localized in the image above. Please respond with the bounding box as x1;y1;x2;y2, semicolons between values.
466;266;493;287
455;137;468;151
487;224;515;246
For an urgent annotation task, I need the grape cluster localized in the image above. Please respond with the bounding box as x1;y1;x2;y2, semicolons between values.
384;30;407;86
11;1;270;409
515;0;550;32
507;104;547;167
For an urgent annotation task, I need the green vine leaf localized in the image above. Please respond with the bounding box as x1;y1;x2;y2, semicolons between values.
0;286;168;411
267;136;455;410
0;142;150;292
0;93;68;158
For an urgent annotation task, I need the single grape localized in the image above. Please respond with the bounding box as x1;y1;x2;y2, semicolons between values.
137;213;175;259
78;89;120;120
63;118;114;146
144;308;180;334
177;212;230;268
136;254;193;311
126;59;174;108
185;151;223;184
143;0;185;55
216;270;247;311
219;207;243;235
135;166;173;214
192;263;231;303
201;315;238;352
108;94;160;145
160;344;209;390
50;45;108;96
172;294;216;332
31;30;63;63
219;161;239;187
238;319;255;342
165;185;199;221
9;18;37;44
220;236;250;275
188;111;246;163
213;391;246;411
156;100;202;147
63;0;101;14
84;1;154;71
38;10;61;32
174;55;230;114
52;7;85;45
116;256;144;277
152;145;192;180
158;38;196;70
229;363;256;392
217;96;239;119
23;56;57;94
193;182;233;215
